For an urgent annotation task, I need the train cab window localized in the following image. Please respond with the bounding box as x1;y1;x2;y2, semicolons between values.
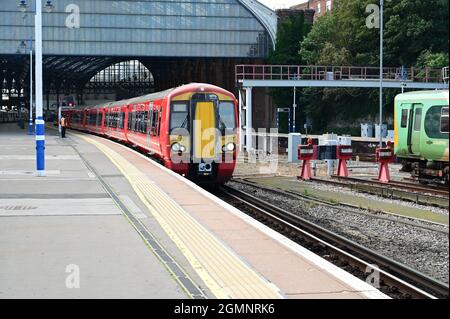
414;108;422;131
170;102;189;131
218;101;236;133
441;107;449;133
401;109;408;128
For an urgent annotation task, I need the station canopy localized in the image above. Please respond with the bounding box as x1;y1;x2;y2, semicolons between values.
0;0;277;86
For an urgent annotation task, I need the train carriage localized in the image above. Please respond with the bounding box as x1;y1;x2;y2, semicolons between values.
64;83;239;184
104;103;128;142
68;108;86;131
394;90;449;184
85;103;107;135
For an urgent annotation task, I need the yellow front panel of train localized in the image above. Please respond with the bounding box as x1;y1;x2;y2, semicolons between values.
194;102;216;159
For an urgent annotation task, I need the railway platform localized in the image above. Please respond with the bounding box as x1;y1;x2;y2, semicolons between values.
0;124;387;299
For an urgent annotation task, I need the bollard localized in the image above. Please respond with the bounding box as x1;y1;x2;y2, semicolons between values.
298;140;316;181
336;145;353;177
376;142;395;183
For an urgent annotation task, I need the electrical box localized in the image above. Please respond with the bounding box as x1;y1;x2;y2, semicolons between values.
375;124;388;139
360;123;373;138
288;133;302;163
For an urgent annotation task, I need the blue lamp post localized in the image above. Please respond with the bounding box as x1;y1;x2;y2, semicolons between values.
18;0;54;176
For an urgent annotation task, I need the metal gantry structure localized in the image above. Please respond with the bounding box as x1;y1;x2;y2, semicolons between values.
236;64;450;151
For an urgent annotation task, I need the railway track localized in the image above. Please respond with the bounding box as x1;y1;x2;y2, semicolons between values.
311;176;449;209
234;178;448;231
217;185;449;299
334;176;448;196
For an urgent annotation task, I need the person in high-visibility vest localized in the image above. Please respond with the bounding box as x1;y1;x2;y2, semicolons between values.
60;116;67;138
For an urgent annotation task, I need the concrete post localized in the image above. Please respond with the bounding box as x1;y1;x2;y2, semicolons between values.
238;89;244;152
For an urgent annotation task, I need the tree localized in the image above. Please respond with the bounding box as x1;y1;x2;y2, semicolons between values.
298;0;449;132
267;12;312;132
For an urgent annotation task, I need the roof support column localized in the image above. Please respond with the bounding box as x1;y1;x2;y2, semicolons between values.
245;86;253;152
238;89;244;152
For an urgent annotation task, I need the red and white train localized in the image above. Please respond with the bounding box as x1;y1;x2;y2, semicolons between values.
64;83;239;184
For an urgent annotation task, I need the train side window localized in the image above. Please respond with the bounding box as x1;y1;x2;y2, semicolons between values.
441;107;449;133
137;112;141;132
132;112;136;131
401;109;408;128
136;112;141;132
151;109;159;135
414;108;422;131
138;112;142;132
138;112;142;133
141;112;146;133
157;110;161;136
140;112;145;133
120;112;125;129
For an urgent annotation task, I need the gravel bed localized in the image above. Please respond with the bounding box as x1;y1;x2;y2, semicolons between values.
309;182;449;216
228;181;449;284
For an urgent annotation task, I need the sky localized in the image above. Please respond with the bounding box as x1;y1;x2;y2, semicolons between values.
258;0;308;10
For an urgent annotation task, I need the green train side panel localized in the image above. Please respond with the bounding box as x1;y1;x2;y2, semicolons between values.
394;90;449;162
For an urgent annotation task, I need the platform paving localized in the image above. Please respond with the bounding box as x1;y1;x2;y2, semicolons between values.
0;124;188;298
0;124;388;299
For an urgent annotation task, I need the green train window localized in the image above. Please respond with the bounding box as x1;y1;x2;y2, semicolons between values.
414;108;422;131
401;109;408;128
425;106;449;138
441;107;449;133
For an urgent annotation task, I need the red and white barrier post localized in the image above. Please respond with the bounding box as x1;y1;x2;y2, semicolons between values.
298;140;316;181
336;145;353;177
376;141;395;183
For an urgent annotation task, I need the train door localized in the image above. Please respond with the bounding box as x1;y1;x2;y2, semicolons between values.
192;94;217;164
408;103;423;155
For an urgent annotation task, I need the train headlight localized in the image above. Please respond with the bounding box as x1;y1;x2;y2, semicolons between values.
171;143;181;152
171;143;186;153
222;143;235;153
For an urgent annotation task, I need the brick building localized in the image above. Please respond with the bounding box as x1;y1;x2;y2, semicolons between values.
292;0;334;20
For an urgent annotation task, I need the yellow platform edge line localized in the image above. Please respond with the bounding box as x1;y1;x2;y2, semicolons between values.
80;134;282;299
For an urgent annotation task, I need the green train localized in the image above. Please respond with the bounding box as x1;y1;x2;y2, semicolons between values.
394;90;449;184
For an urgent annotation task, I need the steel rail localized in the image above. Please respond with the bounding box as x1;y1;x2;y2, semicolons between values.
234;178;448;231
310;177;449;209
219;185;449;299
332;176;449;197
